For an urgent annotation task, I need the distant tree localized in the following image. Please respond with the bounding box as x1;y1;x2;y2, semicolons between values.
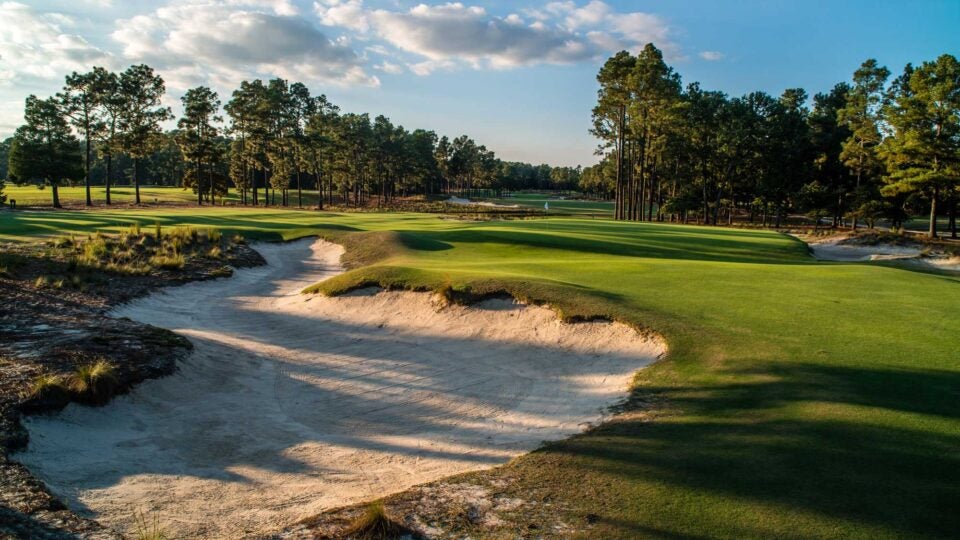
591;51;635;220
176;86;222;204
59;70;106;206
880;54;960;238
839;59;890;229
8;95;82;208
90;67;123;204
0;137;10;183
118;64;172;204
809;83;853;226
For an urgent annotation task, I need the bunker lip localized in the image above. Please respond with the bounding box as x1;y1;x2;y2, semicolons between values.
14;238;664;539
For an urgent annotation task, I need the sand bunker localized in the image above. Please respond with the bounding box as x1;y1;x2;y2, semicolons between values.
15;238;663;538
446;196;520;208
807;237;960;271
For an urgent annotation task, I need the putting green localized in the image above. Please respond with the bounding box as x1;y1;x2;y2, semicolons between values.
2;207;957;539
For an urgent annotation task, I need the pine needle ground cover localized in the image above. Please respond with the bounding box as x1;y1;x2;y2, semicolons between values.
2;207;957;538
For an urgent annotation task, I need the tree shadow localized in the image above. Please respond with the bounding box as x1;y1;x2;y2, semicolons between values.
539;361;960;538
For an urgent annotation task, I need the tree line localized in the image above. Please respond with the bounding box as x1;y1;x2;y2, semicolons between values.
2;65;583;209
590;44;960;238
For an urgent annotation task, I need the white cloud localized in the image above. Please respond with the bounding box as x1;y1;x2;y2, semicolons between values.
375;61;403;74
317;1;678;75
699;50;724;61
112;1;378;90
313;0;369;32
0;2;113;86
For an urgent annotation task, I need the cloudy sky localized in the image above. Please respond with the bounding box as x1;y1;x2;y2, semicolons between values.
2;0;957;166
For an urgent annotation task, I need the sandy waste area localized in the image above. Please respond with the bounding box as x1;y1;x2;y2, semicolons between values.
807;237;960;271
15;238;663;538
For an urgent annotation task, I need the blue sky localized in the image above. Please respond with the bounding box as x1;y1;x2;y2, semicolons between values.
2;0;958;166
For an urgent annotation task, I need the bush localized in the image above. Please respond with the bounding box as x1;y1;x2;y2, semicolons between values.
70;360;119;405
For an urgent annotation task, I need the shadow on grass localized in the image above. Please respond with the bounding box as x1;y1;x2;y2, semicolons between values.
535;362;960;538
399;224;812;265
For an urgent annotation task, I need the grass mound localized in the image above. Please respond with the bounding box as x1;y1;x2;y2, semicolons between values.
70;360;119;405
342;501;414;540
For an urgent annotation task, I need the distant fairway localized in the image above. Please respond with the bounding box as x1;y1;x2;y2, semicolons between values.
3;207;957;538
2;184;325;207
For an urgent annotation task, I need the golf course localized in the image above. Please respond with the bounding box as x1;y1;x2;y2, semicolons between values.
2;206;957;538
2;2;959;538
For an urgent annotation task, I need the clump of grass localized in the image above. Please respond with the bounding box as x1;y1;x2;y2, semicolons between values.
343;501;412;540
208;245;222;258
33;275;50;288
70;360;119;405
150;253;185;270
208;228;222;244
133;509;168;540
25;373;69;401
231;233;246;245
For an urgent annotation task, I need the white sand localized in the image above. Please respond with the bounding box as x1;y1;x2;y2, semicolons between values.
15;239;663;538
446;196;520;208
807;238;960;271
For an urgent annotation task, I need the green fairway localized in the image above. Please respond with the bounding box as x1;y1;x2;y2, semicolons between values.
486;192;615;216
1;207;957;539
2;184;326;207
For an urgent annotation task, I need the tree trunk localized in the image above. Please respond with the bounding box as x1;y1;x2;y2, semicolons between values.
297;171;303;208
929;186;939;238
134;159;141;205
51;182;61;209
197;161;203;205
84;137;92;206
105;154;112;205
949;198;957;239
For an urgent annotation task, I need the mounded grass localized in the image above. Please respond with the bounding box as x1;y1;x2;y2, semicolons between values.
2;207;957;538
25;374;70;402
70;360;119;405
343;501;413;540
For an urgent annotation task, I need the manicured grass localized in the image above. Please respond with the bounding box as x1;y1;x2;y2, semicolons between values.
2;184;325;207
2;207;957;539
487;192;615;216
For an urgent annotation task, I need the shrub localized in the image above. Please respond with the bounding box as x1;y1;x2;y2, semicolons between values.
70;360;119;405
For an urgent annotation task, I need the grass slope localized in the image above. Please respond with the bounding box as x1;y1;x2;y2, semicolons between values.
2;207;957;539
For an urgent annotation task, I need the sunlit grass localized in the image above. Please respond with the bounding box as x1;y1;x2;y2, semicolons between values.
4;206;958;538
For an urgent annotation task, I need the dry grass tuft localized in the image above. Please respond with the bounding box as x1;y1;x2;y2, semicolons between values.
70;360;119;405
25;373;69;401
343;501;412;540
133;509;168;540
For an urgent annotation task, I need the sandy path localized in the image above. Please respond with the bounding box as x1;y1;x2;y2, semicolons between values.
16;239;663;538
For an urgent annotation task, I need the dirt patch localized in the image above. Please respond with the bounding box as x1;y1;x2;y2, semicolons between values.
15;239;664;538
